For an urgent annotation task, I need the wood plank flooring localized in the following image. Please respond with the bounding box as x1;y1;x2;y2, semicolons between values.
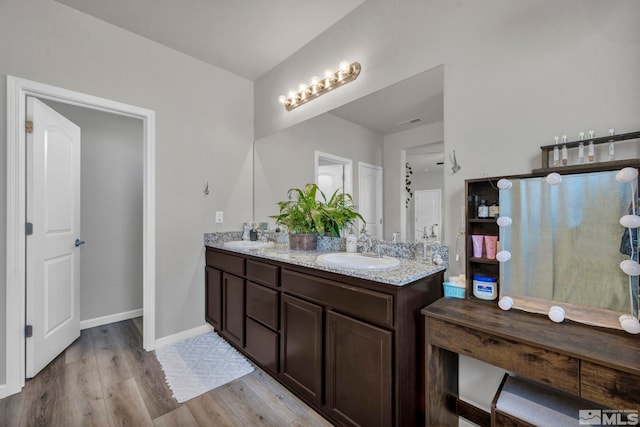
0;319;332;427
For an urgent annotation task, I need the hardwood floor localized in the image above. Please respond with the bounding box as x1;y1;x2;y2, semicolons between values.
0;319;332;427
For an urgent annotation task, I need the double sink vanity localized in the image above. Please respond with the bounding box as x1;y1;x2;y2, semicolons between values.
204;233;446;426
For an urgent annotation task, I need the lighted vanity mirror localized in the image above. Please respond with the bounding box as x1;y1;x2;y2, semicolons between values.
499;167;639;331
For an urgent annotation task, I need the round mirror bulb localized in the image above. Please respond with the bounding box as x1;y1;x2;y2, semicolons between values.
620;260;640;276
496;250;511;262
620;214;640;229
548;306;565;323
497;179;512;190
546;172;563;185
498;296;513;311
616;167;638;183
497;216;512;227
619;315;640;334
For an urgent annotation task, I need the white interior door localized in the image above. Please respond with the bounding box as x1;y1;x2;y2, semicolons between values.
26;97;81;378
415;189;441;241
358;163;383;240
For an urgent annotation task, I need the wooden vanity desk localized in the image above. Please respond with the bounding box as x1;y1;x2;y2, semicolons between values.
422;298;640;426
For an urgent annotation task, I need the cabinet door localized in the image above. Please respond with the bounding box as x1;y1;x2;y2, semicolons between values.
280;294;323;404
205;266;222;330
326;311;392;427
221;272;245;348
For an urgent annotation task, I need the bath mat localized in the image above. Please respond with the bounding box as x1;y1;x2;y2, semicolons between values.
155;331;254;403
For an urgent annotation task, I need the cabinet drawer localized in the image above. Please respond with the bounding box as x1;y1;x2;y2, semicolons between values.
428;318;579;395
245;318;278;373
581;362;640;410
246;281;279;330
282;269;393;328
247;259;279;287
206;250;245;276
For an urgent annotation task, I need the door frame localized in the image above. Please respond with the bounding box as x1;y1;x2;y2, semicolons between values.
314;151;353;196
358;161;383;239
5;75;156;396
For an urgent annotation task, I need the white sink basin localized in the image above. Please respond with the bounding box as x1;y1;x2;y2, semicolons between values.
316;252;400;271
223;240;274;249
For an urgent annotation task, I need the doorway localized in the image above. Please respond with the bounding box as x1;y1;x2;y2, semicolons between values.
315;151;353;198
5;76;156;396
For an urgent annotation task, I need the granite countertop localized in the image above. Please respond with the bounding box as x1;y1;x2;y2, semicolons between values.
204;233;447;287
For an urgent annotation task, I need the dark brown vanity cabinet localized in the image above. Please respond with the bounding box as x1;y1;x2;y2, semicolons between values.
325;311;392;427
205;247;444;426
280;294;323;404
205;266;222;330
221;272;245;348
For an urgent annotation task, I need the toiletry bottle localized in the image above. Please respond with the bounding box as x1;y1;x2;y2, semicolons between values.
471;195;479;219
561;135;568;166
578;132;585;163
478;200;489;219
489;200;499;218
552;136;560;167
608;128;615;161
588;130;595;162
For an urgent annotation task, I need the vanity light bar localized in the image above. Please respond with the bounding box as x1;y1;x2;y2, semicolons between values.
278;61;361;111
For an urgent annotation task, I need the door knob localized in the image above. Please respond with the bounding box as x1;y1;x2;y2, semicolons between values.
75;239;85;247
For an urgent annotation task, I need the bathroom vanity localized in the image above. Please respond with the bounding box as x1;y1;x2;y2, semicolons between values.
204;241;446;427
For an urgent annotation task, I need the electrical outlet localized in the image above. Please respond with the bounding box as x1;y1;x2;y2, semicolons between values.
215;211;223;223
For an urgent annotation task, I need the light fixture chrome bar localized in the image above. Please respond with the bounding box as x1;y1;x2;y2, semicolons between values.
279;62;361;111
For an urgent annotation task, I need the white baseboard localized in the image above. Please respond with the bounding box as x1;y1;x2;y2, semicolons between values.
80;308;143;330
155;323;214;349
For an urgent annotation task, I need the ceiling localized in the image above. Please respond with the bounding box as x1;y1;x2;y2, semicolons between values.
329;65;444;136
54;0;366;80
54;0;444;162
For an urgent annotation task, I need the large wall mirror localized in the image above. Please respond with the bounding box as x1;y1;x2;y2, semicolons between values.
253;65;445;242
499;165;640;332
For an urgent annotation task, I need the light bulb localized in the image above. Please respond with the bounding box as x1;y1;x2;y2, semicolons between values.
620;214;640;229
619;315;640;334
496;250;511;262
545;172;562;185
620;259;640;276
278;95;286;104
497;178;512;190
298;83;307;92
496;216;512;227
498;296;513;311
616;167;639;183
548;306;565;323
339;61;351;72
310;76;319;86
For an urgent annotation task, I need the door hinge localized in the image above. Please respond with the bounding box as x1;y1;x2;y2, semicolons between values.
25;120;33;134
25;325;33;338
26;222;33;236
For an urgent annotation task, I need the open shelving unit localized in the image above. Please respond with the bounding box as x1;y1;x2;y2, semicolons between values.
464;178;500;301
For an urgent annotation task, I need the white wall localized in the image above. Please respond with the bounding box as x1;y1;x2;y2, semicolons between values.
254;112;382;226
254;0;640;417
43;100;144;321
0;0;253;386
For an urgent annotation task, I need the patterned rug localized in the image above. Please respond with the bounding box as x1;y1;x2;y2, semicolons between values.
155;331;254;403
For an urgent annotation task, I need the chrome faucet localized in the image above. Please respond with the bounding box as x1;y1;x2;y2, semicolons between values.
392;231;401;243
358;227;373;254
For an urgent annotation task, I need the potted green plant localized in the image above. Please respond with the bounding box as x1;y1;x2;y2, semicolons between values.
271;183;364;250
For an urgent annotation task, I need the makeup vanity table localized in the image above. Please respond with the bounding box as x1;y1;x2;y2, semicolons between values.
422;298;640;426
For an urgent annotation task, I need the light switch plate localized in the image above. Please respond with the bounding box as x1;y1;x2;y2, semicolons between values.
215;211;223;223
